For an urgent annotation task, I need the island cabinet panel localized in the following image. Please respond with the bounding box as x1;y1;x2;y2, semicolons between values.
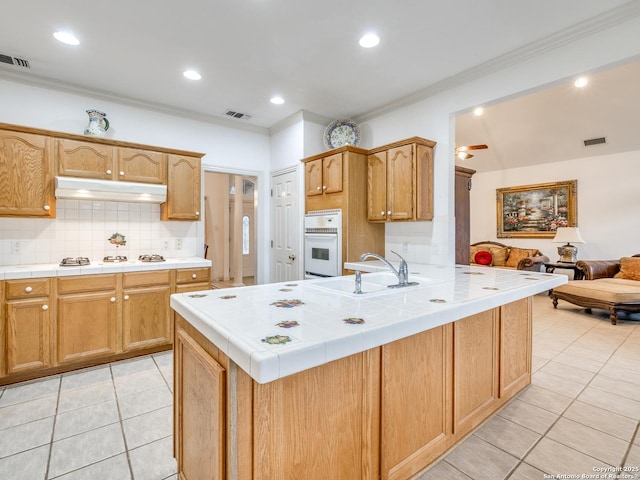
380;324;453;480
57;138;116;180
175;327;226;480
0;129;55;218
498;297;532;401
453;309;499;436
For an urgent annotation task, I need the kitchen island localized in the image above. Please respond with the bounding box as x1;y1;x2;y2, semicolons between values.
170;264;566;480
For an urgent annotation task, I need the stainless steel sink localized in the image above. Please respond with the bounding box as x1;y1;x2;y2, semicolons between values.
305;271;441;297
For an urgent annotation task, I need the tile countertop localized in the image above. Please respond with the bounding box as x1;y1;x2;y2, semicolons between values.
0;257;211;280
170;263;567;385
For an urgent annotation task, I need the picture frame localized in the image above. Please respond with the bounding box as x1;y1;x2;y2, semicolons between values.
496;180;577;238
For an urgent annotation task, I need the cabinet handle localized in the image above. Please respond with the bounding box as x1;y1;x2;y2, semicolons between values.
195;211;200;216
316;186;321;191
110;297;116;302
42;305;48;311
25;286;33;293
106;169;112;175
387;210;392;215
119;171;125;176
43;205;50;211
380;211;385;216
192;274;197;279
124;295;130;300
322;185;327;190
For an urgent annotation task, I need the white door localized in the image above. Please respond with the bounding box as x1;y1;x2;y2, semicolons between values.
271;168;301;283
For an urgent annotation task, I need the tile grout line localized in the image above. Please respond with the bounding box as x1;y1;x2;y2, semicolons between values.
110;364;136;480
44;375;62;480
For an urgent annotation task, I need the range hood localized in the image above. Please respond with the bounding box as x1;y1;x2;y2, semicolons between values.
55;176;167;204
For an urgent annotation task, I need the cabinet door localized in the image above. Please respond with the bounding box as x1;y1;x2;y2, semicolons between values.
5;298;51;375
322;153;343;194
380;325;452;480
162;155;201;220
453;309;498;436
499;298;532;400
122;285;171;351
367;152;387;221
56;292;119;364
117;147;166;184
175;327;226;480
415;144;434;221
305;158;323;196
57;138;116;180
386;144;414;221
0;130;54;217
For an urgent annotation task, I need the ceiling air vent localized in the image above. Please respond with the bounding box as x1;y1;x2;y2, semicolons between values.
224;110;252;120
583;137;606;147
0;53;31;68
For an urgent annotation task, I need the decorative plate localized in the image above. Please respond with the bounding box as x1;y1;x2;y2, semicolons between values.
323;119;361;149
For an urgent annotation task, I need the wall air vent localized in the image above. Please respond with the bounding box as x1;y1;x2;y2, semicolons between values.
224;110;252;120
583;137;606;147
0;53;31;68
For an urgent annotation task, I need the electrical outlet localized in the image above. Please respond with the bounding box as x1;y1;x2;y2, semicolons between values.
11;241;21;254
175;239;183;250
163;240;169;251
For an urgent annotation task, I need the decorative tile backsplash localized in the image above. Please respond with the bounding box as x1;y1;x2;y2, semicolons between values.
0;199;200;265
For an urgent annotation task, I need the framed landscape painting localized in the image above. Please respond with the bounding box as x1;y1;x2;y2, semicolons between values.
496;180;577;238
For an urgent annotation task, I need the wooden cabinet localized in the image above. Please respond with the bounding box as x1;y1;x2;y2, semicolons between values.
175;267;210;293
161;154;202;221
499;297;532;400
122;271;171;351
175;326;227;480
56;274;120;364
367;137;435;222
3;279;52;375
455;166;476;264
302;147;385;271
57;138;116;180
0;129;55;217
304;152;343;197
380;325;452;480
117;147;166;184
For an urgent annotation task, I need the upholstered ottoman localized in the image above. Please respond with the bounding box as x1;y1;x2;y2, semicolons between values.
551;278;640;325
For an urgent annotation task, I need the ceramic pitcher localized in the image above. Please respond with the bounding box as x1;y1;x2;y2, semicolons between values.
84;109;110;136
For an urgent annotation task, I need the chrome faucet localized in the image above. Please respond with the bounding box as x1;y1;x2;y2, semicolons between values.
360;250;414;287
354;270;363;294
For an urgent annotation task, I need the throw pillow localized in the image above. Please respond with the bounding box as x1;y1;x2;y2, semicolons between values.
470;245;483;262
474;250;493;266
489;247;510;266
506;248;537;268
614;257;640;281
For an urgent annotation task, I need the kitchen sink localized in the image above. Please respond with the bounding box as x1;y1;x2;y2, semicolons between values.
305;271;441;297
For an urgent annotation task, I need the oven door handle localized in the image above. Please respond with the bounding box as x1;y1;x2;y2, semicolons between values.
305;271;334;278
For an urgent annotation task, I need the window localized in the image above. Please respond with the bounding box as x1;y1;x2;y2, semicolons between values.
242;215;250;254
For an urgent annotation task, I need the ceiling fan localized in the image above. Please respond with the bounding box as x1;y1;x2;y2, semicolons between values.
455;144;488;160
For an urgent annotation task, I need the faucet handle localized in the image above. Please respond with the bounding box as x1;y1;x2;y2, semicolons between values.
390;250;408;268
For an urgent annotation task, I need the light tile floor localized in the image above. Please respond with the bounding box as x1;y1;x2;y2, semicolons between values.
1;294;639;480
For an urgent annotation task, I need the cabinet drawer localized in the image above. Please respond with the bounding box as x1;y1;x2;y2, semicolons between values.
5;278;50;299
123;270;171;288
176;268;210;285
58;274;117;294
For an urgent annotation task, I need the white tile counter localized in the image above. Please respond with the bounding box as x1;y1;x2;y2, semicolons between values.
170;264;567;384
0;257;211;280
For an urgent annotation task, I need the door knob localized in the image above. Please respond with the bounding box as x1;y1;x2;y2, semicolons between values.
288;254;296;261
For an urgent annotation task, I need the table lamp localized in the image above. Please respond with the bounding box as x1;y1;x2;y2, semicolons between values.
552;227;585;263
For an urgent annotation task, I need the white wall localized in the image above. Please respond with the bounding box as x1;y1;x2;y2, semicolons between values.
0;79;271;275
470;150;640;261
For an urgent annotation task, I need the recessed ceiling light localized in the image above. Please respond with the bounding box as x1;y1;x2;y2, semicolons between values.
473;107;484;116
574;77;588;88
183;70;202;80
53;31;80;46
270;96;285;105
359;33;380;48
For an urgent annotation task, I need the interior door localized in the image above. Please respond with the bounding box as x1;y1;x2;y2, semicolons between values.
271;168;300;283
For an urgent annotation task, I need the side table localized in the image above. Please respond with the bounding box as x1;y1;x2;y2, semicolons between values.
544;262;585;281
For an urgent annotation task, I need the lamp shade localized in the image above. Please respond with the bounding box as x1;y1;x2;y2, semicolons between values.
552;227;585;244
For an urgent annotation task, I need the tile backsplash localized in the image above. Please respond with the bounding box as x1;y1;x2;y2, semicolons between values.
0;200;199;266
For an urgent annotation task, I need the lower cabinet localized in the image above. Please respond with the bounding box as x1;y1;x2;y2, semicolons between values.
173;297;532;480
56;274;119;364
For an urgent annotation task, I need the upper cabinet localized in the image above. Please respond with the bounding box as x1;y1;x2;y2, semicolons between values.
0;129;55;218
117;147;167;184
161;154;202;221
304;152;343;197
367;137;435;222
57;138;116;180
